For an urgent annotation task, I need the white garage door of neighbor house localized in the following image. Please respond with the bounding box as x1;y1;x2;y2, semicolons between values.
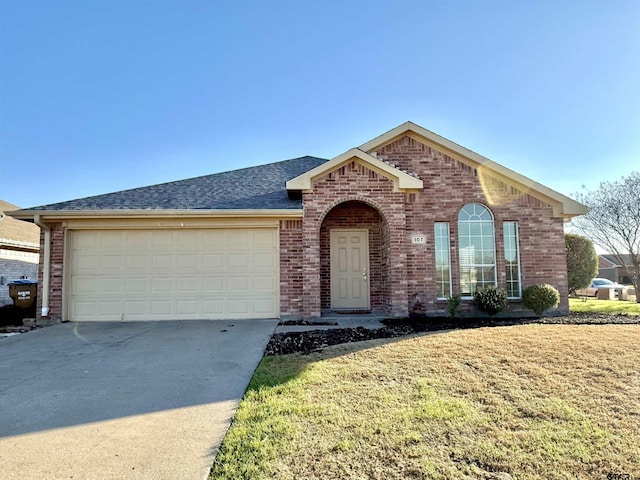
68;229;279;321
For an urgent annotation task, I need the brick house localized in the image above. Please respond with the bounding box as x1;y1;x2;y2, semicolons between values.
9;122;587;322
598;254;634;285
0;200;40;306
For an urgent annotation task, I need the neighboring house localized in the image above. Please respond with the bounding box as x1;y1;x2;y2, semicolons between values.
598;254;634;285
0;200;40;306
8;122;587;322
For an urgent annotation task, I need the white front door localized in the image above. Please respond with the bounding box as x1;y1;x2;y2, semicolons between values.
330;229;370;310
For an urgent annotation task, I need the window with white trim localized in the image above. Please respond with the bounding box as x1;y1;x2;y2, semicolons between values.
458;203;496;297
503;221;521;298
434;222;452;298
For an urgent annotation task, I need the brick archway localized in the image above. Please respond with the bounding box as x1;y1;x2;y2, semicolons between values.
319;201;389;313
301;193;409;319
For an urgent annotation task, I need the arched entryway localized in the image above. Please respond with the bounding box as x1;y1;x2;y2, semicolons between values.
320;201;391;314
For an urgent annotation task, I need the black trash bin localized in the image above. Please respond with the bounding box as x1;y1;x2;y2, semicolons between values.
8;280;38;310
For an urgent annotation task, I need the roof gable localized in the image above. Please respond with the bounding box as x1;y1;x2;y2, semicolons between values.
600;254;632;267
285;148;423;192
0;200;40;248
361;121;587;219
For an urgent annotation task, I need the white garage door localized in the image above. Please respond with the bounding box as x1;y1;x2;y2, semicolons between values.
67;229;279;321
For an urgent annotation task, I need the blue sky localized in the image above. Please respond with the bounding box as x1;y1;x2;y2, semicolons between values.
1;0;638;209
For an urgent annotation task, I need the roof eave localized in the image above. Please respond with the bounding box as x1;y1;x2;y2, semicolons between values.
7;209;304;222
559;204;589;220
0;238;40;252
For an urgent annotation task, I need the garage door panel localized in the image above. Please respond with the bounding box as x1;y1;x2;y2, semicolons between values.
255;253;276;268
203;254;224;269
178;255;199;269
151;301;173;316
177;231;199;248
202;231;225;247
203;300;225;316
100;232;124;248
126;255;148;270
151;231;174;248
98;301;123;316
74;301;97;317
228;277;251;292
152;254;173;269
228;299;250;314
228;254;249;268
255;299;276;314
101;278;123;294
102;255;124;271
228;230;250;247
125;302;147;316
125;278;147;294
151;278;173;293
68;229;279;321
203;277;224;293
72;277;98;295
177;278;199;293
75;232;99;249
74;255;98;272
254;230;277;246
255;276;276;291
176;300;198;315
126;232;149;249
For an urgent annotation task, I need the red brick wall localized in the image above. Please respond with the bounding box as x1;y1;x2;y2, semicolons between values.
300;161;409;318
36;222;64;322
380;214;392;312
279;219;304;318
375;135;569;315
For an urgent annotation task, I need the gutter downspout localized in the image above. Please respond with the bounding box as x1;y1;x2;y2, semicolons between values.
33;215;51;318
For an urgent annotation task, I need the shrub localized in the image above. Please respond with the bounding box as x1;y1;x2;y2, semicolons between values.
565;234;598;295
522;284;560;315
473;285;508;317
446;294;461;318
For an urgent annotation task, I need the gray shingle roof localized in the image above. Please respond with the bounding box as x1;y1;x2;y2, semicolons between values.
25;156;327;211
600;254;633;267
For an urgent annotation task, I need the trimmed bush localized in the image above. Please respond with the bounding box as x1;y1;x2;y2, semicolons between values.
522;284;560;315
473;285;508;317
565;234;598;295
447;294;461;318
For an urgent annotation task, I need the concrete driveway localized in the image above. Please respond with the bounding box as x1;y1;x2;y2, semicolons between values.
0;319;278;480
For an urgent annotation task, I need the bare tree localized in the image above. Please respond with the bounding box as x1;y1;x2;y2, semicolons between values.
571;171;640;302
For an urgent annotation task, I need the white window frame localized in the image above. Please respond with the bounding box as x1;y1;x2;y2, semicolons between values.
503;221;522;299
434;222;452;299
458;203;497;299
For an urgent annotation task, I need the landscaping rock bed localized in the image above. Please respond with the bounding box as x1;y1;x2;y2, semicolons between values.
265;313;640;356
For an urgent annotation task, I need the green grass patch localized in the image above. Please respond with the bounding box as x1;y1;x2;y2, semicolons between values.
570;297;640;315
209;325;640;479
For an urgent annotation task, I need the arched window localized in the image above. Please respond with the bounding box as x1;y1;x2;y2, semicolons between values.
458;203;496;296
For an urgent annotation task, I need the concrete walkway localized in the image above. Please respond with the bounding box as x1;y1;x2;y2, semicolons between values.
0;319;278;480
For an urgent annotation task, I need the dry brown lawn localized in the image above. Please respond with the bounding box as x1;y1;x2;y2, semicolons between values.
210;325;640;480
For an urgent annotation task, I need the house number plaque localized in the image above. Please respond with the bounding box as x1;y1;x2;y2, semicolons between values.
411;235;426;244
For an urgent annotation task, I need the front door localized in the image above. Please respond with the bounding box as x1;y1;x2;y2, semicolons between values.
330;229;370;310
